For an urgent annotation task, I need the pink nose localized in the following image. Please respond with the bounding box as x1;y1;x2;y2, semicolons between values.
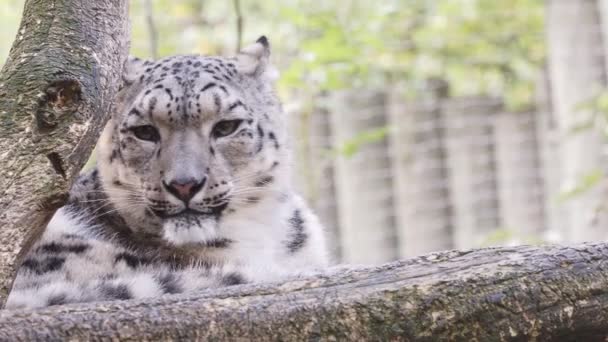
173;182;195;198
163;178;206;202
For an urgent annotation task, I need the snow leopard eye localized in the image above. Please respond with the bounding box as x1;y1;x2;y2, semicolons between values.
130;125;160;142
212;119;243;138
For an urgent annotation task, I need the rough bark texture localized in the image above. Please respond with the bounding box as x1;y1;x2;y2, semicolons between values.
0;0;129;306
0;243;605;341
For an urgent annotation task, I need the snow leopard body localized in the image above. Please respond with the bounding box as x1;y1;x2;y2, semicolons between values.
6;37;329;309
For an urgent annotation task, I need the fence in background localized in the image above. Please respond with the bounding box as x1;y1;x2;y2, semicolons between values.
287;0;608;264
294;89;550;264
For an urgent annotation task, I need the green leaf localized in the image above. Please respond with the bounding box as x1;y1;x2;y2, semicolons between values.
558;169;604;202
334;126;390;158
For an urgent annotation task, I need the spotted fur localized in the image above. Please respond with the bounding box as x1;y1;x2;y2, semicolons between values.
6;37;329;309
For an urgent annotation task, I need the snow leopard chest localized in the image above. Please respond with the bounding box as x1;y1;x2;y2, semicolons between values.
6;169;327;309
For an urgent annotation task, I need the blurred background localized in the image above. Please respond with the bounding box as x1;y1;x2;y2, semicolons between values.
3;0;608;264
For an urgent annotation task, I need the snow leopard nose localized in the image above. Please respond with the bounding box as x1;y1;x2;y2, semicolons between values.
163;178;206;203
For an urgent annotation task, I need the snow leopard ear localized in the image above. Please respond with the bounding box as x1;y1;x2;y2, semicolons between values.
122;56;152;88
236;36;278;79
114;56;152;119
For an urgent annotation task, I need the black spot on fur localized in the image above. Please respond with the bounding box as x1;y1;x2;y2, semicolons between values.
287;210;307;253
213;93;222;111
256;35;269;48
100;283;132;300
221;272;246;286
61;234;83;240
255;133;264;154
157;273;182;294
47;294;67;306
22;257;65;275
228;101;244;112
148;96;158;112
247;196;260;204
109;148;121;163
115;252;150;269
38;242;90;254
201;83;216;92
129;108;143;117
268;132;280;149
201;238;233;248
210;146;215;156
254;176;274;187
164;88;174;100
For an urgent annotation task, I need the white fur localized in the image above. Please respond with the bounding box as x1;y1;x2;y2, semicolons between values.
6;41;329;309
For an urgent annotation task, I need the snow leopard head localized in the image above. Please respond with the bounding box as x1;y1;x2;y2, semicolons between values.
97;37;288;245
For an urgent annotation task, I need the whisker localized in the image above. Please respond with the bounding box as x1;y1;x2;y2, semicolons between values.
91;203;147;220
229;187;281;196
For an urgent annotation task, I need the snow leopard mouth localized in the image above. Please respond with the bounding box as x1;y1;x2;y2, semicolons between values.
152;203;228;219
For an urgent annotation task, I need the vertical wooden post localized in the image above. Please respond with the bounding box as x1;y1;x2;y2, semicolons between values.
290;94;342;261
388;83;453;257
535;67;566;243
441;97;501;249
494;111;546;241
329;90;397;264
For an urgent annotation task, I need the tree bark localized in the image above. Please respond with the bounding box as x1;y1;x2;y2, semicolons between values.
0;0;129;306
0;243;604;340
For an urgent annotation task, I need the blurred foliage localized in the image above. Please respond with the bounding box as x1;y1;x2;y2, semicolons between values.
0;0;545;110
278;0;546;111
558;169;604;203
332;127;390;159
479;228;545;247
0;0;23;64
578;90;608;137
562;91;608;201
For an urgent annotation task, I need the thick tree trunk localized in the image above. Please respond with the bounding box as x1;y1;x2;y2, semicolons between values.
0;243;604;340
0;0;129;306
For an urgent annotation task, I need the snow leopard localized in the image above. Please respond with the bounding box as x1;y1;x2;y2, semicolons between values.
6;36;329;309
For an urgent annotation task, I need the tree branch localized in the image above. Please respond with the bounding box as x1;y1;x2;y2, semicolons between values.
233;0;243;51
143;0;159;59
0;243;606;340
0;0;130;306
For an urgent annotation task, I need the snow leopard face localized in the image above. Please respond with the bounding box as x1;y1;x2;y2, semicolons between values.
97;37;288;245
